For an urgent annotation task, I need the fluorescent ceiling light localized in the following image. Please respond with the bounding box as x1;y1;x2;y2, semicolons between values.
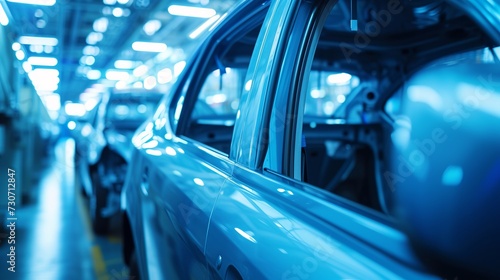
115;80;128;90
143;19;161;36
29;68;59;81
83;45;100;56
22;62;32;73
144;76;157;90
65;103;86;117
27;56;58;66
133;65;148;77
91;83;106;90
41;93;60;111
0;4;9;26
310;89;325;99
35;9;43;17
174;60;186;77
114;60;136;69
102;7;111;15
35;83;58;92
36;19;47;29
167;5;216;18
189;15;220;39
47;111;59;120
7;0;56;6
18;36;58;46
15;50;25;60
86;70;101;80
31;68;59;76
170;48;185;61
29;72;60;86
155;49;173;62
30;44;43;53
86;56;95;65
44;45;53;53
36;19;46;28
112;7;123;17
131;41;167;52
86;32;103;45
80;91;100;102
106;70;129;80
100;79;118;87
83;87;102;94
83;99;99;111
77;65;91;75
67;121;76;130
206;93;227;105
157;68;172;84
337;94;346;103
93;17;108;33
12;42;21;51
80;55;95;66
327;73;352;85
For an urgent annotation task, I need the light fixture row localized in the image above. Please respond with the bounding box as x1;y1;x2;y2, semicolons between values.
79;3;221;94
11;37;60;106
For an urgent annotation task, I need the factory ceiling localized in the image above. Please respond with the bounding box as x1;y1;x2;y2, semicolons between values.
1;0;238;103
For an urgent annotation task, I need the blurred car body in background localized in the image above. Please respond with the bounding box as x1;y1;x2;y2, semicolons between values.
77;90;163;234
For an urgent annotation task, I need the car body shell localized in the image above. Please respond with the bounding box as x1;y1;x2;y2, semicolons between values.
77;90;163;202
124;0;500;279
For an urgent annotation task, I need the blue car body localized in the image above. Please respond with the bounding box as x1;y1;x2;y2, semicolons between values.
76;90;163;234
124;0;500;279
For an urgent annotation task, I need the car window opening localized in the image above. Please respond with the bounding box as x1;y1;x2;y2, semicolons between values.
183;24;262;155
295;0;495;214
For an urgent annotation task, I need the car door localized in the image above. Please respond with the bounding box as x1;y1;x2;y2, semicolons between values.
204;0;442;279
135;126;232;280
128;2;270;279
131;65;236;279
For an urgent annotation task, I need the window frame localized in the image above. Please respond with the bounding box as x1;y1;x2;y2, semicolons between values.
264;0;393;214
166;2;270;154
263;0;338;179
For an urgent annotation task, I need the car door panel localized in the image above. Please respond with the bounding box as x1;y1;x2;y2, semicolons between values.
123;148;149;278
205;165;438;280
137;129;232;280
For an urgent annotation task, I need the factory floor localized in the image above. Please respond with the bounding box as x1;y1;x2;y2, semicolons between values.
0;138;128;280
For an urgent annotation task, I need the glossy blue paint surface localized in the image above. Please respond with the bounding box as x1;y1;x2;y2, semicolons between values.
205;165;436;279
123;0;500;279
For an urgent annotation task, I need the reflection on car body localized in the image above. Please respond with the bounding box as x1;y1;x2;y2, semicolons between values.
123;0;500;279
